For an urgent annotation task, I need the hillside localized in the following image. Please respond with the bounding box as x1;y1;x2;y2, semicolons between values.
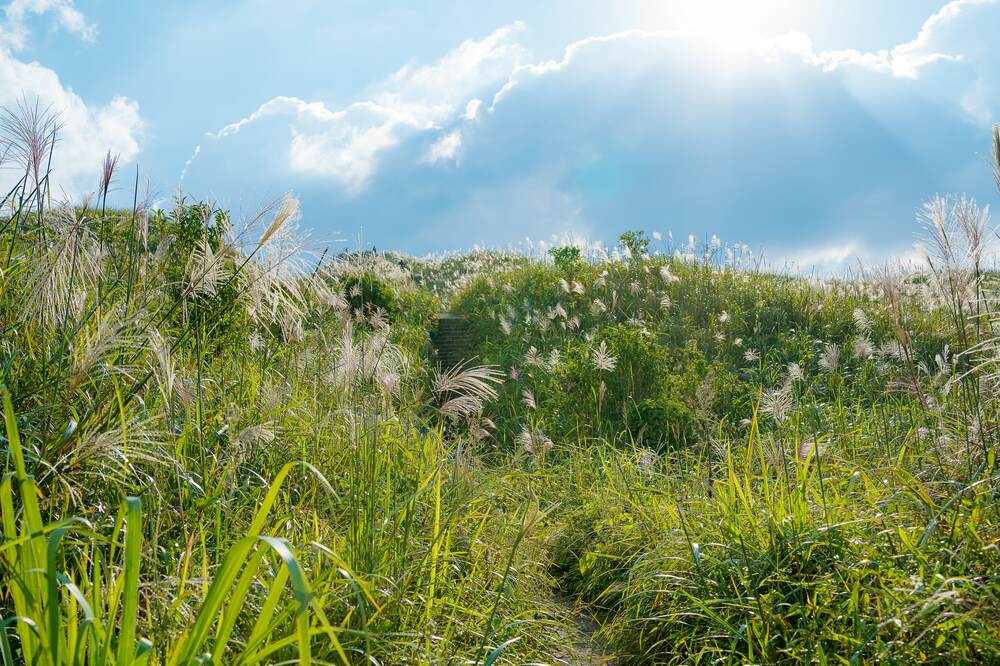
2;162;1000;662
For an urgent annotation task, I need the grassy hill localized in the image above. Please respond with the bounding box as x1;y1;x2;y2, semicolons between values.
1;141;999;663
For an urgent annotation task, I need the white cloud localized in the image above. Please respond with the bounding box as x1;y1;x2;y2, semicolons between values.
491;0;996;116
179;144;200;181
490;29;679;109
209;22;525;192
0;2;143;196
423;129;462;164
209;95;343;139
1;0;96;51
463;98;482;121
764;0;996;79
777;242;863;270
209;1;1000;192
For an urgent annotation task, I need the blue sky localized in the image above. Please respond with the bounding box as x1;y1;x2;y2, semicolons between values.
1;1;998;268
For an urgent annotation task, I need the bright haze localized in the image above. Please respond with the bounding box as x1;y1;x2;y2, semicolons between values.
2;0;998;268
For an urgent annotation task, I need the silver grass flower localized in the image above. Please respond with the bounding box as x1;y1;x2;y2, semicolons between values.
185;239;231;298
524;346;544;367
519;427;553;458
522;389;537;409
659;265;679;283
819;343;841;373
433;362;504;419
761;386;794;424
591;340;618;372
786;362;804;383
852;335;874;359
852;308;871;334
23;204;101;328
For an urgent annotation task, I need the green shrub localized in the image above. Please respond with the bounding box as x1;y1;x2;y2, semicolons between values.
340;271;397;321
549;245;582;273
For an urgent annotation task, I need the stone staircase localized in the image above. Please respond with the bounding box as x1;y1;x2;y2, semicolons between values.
430;315;475;369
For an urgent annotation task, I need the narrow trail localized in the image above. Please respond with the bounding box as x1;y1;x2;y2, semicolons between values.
550;591;616;665
429;315;615;663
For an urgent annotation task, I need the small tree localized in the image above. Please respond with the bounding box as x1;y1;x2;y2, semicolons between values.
549;245;582;272
618;230;650;260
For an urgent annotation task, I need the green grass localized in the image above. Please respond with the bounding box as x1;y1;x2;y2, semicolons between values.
2;116;1000;663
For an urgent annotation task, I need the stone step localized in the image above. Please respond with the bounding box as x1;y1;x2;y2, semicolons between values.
430;315;476;368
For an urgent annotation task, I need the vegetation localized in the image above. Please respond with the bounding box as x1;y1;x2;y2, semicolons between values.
2;104;1000;664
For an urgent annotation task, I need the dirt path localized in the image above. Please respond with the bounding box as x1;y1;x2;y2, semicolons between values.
550;591;616;665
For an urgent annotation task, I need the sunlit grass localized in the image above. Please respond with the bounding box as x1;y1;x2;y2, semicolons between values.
1;110;999;664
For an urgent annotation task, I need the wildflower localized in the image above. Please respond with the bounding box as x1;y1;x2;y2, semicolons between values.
719;311;730;324
743;348;759;363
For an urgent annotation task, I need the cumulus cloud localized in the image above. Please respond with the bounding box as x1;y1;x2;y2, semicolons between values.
207;1;1000;194
0;1;143;195
1;0;95;51
181;0;1000;260
208;22;525;192
423;129;462;164
463;98;482;121
774;242;866;272
489;29;681;109
762;0;995;79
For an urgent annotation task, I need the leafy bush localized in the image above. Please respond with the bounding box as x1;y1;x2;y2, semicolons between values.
340;271;397;321
549;245;582;272
618;229;650;259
